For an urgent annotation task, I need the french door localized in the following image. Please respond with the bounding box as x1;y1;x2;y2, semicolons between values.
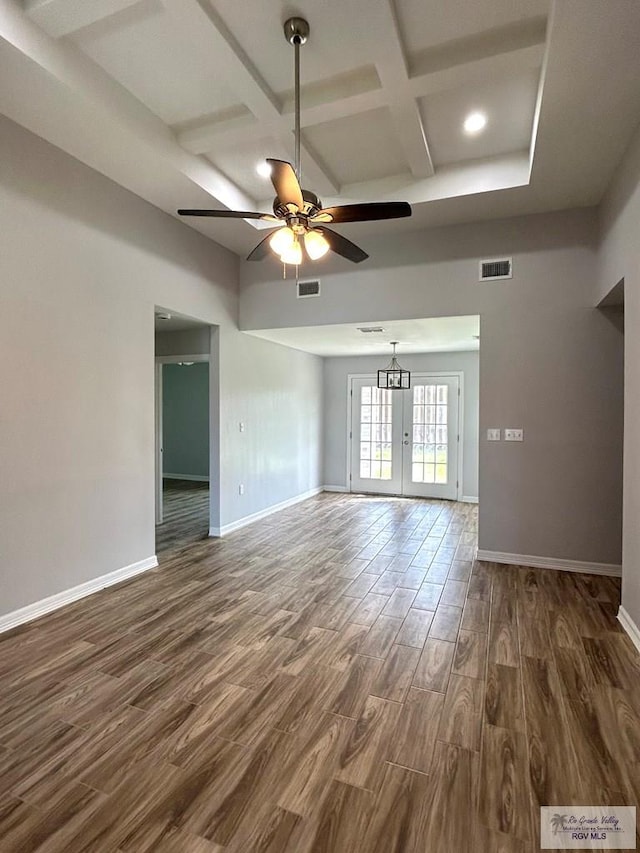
350;375;460;500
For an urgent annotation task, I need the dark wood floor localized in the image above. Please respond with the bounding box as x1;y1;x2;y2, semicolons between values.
156;479;209;555
1;493;639;852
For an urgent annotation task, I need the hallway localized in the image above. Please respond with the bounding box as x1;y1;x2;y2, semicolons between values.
156;478;209;555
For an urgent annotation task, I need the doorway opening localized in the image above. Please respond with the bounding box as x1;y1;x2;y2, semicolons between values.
349;373;462;500
154;310;213;554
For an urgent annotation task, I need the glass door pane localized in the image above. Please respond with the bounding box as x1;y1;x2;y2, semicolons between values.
410;383;448;484
350;378;403;495
402;375;459;500
359;385;393;480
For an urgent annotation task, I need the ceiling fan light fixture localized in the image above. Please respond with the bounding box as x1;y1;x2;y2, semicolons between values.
269;226;295;255
256;160;272;178
279;237;303;266
304;229;330;260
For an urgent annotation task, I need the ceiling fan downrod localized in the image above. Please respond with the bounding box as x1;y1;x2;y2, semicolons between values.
284;17;309;182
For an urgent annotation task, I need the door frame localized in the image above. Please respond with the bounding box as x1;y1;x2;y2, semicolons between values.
154;353;210;526
346;371;465;501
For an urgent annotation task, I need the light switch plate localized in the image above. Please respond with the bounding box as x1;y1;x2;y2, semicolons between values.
504;428;524;441
487;429;501;441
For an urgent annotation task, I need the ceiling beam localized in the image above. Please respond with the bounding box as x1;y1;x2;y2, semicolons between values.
164;0;338;195
177;39;545;161
373;0;433;179
0;0;255;214
408;43;544;98
24;0;145;38
178;87;386;154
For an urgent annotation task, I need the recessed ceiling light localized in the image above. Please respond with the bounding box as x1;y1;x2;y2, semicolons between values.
463;111;487;135
256;161;272;178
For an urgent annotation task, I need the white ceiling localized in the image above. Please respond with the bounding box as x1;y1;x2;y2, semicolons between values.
420;68;540;167
248;316;481;357
2;1;640;260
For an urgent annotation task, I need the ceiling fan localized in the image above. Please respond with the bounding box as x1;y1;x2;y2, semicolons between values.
177;17;412;265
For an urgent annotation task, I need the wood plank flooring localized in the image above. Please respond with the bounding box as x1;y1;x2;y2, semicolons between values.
156;479;209;555
2;493;639;852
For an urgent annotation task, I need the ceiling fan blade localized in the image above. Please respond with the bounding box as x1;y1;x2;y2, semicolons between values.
311;201;411;224
246;231;277;262
266;159;304;211
316;226;369;264
178;209;278;221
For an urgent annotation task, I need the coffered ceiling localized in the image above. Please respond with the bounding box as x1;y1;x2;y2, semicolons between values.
2;0;640;259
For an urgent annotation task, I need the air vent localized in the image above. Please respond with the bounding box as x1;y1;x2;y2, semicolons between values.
357;326;386;334
479;257;512;281
297;279;320;298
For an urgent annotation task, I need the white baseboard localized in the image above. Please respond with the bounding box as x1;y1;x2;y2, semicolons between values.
210;486;324;537
476;549;622;577
618;606;640;653
163;473;209;482
461;495;479;504
323;485;349;493
0;555;158;634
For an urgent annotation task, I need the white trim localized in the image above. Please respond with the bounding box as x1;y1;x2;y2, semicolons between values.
323;485;350;493
618;606;640;653
462;495;479;504
155;362;163;524
210;487;323;537
163;473;209;482
0;556;158;634
155;354;209;364
476;549;622;577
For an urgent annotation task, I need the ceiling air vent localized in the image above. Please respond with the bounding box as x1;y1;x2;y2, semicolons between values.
357;326;386;334
479;257;512;281
297;279;320;298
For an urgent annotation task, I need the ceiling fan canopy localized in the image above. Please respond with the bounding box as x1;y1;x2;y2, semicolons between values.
177;18;412;265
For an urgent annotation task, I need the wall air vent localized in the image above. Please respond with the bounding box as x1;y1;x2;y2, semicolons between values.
297;279;320;298
479;258;512;281
357;326;386;333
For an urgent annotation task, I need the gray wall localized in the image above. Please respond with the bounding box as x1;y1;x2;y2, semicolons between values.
323;351;479;498
599;117;640;633
217;330;323;528
162;362;209;479
241;208;624;566
0;115;323;618
155;327;211;357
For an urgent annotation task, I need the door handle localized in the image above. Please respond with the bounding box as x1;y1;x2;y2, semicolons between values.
403;440;409;445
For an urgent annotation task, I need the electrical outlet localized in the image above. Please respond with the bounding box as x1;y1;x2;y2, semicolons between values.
238;484;244;495
504;428;524;442
239;422;245;432
487;429;501;441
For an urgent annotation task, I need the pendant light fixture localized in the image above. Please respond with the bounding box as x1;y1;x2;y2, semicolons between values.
378;341;411;390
